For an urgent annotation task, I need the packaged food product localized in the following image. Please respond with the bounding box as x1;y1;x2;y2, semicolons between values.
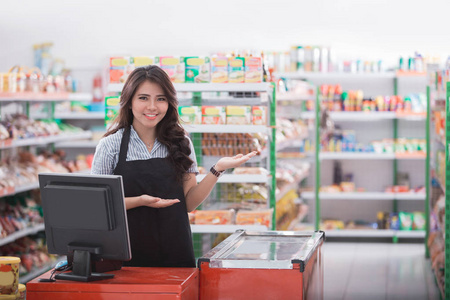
183;57;210;83
211;56;229;83
228;57;245;83
412;211;425;230
179;106;201;125
109;57;132;84
0;256;20;296
389;212;400;230
133;56;156;68
252;106;267;125
105;96;121;129
245;56;262;83
157;56;185;83
236;209;273;227
17;284;25;300
194;210;235;225
226;106;251;125
202;106;226;125
399;212;413;230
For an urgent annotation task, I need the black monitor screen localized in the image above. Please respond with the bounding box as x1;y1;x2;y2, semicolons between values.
39;173;131;282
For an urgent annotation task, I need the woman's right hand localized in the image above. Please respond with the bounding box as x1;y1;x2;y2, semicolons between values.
139;195;180;208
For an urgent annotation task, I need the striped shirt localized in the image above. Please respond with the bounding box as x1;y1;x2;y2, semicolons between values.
91;126;199;175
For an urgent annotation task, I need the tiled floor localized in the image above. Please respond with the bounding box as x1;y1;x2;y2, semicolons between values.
323;242;440;300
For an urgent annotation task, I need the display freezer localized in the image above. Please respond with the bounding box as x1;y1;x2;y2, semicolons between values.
198;230;324;300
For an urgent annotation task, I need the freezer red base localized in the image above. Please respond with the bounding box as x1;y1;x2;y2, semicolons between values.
26;267;199;300
199;248;323;300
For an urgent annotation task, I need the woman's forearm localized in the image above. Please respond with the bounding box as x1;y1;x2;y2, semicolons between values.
185;172;218;212
125;196;142;210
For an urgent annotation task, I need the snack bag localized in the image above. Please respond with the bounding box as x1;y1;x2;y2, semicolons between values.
226;106;251;125
245;56;262;83
183;56;210;83
202;106;226;124
412;211;425;230
211;56;229;83
399;212;413;230
158;56;185;83
179;106;201;125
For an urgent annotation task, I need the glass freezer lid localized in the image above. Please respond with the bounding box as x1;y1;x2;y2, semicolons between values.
200;230;324;269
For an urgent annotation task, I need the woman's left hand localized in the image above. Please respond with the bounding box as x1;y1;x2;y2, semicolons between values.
215;151;258;172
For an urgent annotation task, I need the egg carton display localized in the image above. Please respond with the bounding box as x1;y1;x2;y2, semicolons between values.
200;133;265;157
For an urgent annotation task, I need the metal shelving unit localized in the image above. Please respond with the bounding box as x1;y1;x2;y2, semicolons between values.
283;72;429;240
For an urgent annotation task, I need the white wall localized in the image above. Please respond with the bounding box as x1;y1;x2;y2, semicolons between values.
2;0;450;75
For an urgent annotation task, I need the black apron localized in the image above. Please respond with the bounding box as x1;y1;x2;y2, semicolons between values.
113;127;195;267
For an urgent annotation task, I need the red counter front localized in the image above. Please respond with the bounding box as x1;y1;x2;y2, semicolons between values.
27;267;199;300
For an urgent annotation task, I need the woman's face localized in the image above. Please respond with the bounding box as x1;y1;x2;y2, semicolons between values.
131;80;169;133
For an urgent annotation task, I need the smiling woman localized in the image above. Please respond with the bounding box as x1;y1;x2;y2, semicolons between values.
90;65;257;268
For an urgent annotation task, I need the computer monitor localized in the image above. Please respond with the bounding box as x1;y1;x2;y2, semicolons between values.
38;173;131;282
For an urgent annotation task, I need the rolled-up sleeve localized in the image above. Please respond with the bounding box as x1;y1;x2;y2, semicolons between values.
91;138;118;175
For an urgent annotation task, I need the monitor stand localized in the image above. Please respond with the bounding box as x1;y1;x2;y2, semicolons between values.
56;249;114;282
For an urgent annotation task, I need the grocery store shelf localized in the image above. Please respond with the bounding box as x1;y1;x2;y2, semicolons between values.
0;92;92;102
190;224;268;233
276;172;309;202
325;229;425;238
183;124;268;134
14;182;40;194
54;140;98;148
196;173;268;183
300;111;426;121
302;191;425;201
320;152;395;160
109;83;271;93
276;93;314;102
6;131;93;149
319;152;426;160
68;93;93;102
0;224;45;247
54;112;104;120
19;258;64;283
275;71;396;80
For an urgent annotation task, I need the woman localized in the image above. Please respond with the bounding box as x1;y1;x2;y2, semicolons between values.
91;65;256;267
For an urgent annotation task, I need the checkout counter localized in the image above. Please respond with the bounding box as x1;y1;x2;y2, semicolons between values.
27;230;324;300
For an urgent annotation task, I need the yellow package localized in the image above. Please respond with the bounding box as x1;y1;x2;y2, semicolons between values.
202;106;226;124
228;57;245;83
226;106;251;125
211;56;228;83
179;106;201;125
245;56;262;83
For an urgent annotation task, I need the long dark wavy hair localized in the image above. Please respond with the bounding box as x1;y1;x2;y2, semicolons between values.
105;65;193;183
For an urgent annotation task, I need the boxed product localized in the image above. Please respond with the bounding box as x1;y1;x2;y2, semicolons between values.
109;56;157;84
109;57;132;84
244;56;263;83
105;96;121;129
236;209;273;227
202;106;226;124
226;106;252;125
194;209;235;225
133;56;157;67
157;56;185;83
228;57;245;83
179;106;201;125
211;56;229;83
252;106;267;125
183;56;210;83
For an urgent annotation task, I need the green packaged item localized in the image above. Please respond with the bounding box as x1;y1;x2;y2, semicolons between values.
105;96;120;129
183;56;210;83
399;212;413;230
412;211;425;230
